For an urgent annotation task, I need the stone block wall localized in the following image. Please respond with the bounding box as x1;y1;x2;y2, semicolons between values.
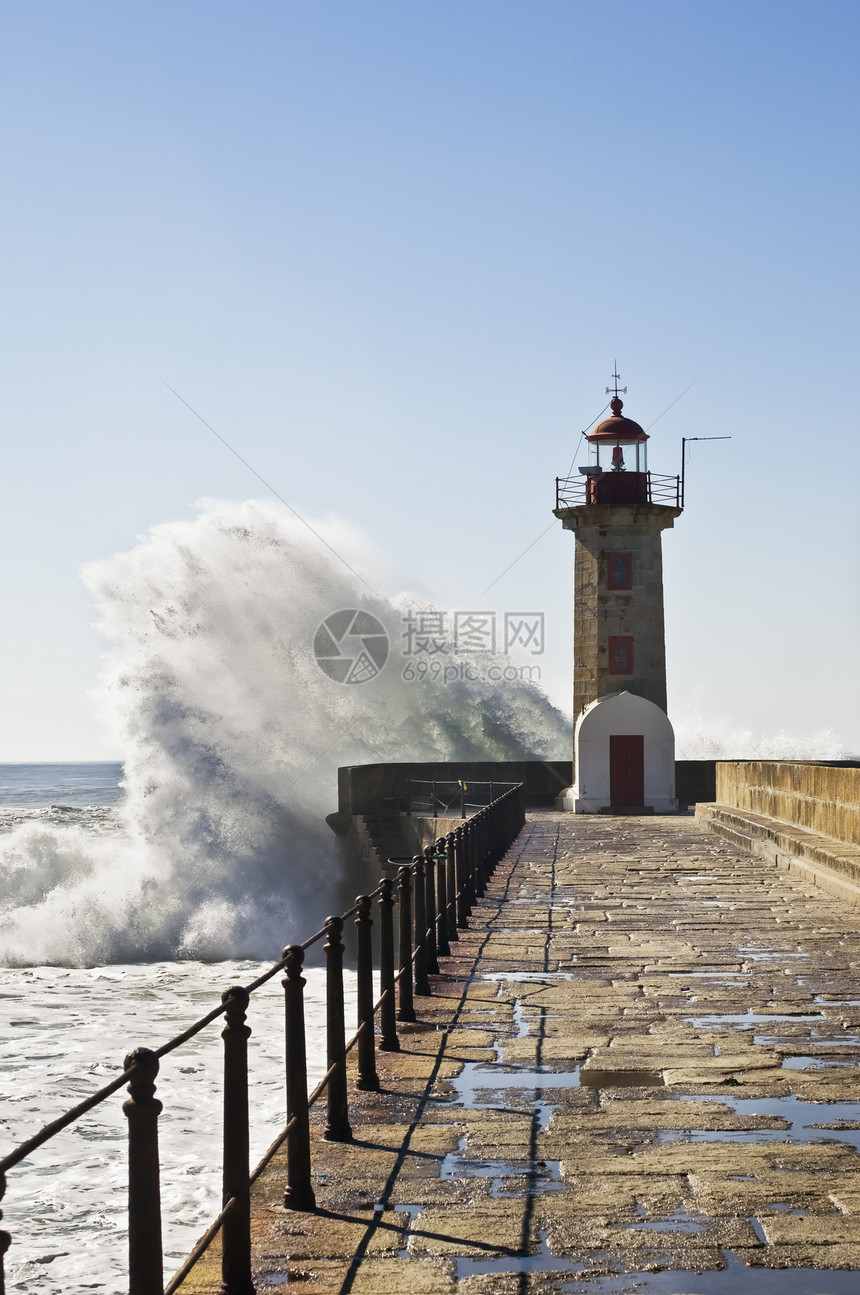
560;502;679;722
715;761;860;847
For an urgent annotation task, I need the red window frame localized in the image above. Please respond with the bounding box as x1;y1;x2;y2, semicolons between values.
606;552;633;590
608;635;634;674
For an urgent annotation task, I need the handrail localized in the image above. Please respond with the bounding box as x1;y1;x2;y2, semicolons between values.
405;777;522;819
555;470;681;510
0;782;526;1295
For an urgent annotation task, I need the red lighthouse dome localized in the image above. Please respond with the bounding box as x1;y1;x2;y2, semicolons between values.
589;396;649;444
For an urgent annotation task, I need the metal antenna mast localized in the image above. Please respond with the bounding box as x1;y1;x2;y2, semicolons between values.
606;362;627;399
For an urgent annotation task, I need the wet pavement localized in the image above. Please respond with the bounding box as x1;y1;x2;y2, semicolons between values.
176;814;860;1293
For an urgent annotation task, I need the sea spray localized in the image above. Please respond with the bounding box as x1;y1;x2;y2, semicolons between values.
674;711;844;761
0;499;569;966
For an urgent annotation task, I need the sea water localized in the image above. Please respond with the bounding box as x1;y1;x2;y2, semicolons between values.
0;765;347;1292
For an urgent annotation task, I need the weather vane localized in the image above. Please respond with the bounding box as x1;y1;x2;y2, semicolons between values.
606;362;627;399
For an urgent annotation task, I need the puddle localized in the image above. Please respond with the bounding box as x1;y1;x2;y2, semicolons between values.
457;1240;860;1291
740;950;811;962
481;971;573;982
616;1207;707;1235
389;1202;426;1258
258;1272;315;1287
755;1035;860;1048
668;1094;860;1153
561;1253;860;1292
449;1061;582;1106
581;1069;665;1089
535;1099;558;1130
782;1055;858;1070
688;1013;824;1029
511;999;564;1038
442;1153;563;1195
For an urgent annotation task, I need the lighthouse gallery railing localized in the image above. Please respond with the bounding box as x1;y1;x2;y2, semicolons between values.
555;471;681;509
0;783;525;1295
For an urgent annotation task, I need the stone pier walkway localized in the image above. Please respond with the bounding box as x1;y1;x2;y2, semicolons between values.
178;814;860;1293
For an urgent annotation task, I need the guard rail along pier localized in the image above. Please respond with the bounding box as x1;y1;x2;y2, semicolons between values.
0;784;525;1295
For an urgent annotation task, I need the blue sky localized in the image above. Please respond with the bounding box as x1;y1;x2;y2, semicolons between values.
0;0;858;759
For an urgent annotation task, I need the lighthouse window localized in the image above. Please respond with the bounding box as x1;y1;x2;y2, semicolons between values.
607;552;633;590
608;636;634;674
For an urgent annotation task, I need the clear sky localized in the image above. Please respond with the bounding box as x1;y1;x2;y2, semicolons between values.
1;0;858;761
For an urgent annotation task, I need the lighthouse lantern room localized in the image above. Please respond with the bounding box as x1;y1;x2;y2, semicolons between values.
582;397;649;505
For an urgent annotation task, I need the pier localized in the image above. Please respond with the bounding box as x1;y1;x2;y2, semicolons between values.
175;810;860;1292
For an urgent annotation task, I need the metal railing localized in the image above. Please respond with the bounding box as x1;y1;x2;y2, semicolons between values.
0;783;526;1295
555;471;681;509
405;777;521;819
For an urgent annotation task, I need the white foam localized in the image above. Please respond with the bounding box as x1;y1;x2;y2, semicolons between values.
0;500;568;966
674;709;844;760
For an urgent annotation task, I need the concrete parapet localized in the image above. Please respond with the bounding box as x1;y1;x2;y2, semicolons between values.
338;761;572;815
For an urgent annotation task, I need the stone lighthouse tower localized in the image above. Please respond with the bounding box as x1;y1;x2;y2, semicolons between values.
554;374;682;813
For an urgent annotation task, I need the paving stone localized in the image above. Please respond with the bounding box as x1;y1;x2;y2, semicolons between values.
174;814;860;1291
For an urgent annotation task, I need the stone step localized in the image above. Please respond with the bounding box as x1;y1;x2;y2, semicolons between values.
696;802;860;907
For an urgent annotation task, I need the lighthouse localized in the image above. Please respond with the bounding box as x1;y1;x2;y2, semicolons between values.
554;372;682;813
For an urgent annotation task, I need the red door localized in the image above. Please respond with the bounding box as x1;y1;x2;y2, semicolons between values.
610;735;644;806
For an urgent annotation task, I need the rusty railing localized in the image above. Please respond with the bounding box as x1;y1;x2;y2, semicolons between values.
0;783;526;1295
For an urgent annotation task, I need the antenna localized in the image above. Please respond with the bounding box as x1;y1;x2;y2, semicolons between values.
606;361;627;399
680;435;731;507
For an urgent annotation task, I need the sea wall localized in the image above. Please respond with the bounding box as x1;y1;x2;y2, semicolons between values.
715;761;860;847
337;759;721;815
337;761;572;814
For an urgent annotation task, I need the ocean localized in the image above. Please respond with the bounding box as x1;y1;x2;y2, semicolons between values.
0;765;350;1293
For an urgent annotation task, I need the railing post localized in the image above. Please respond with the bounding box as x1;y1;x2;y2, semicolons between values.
220;987;254;1295
412;854;430;996
355;895;380;1091
123;1046;163;1295
396;866;416;1022
323;916;351;1141
434;838;450;958
0;1172;9;1295
282;945;316;1211
454;825;469;927
465;821;477;907
445;830;458;941
432;779;437;818
474;811;487;897
378;878;400;1051
424;845;440;974
460;780;466;819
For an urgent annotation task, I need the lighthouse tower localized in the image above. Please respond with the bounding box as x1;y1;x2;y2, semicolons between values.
554;373;682;813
